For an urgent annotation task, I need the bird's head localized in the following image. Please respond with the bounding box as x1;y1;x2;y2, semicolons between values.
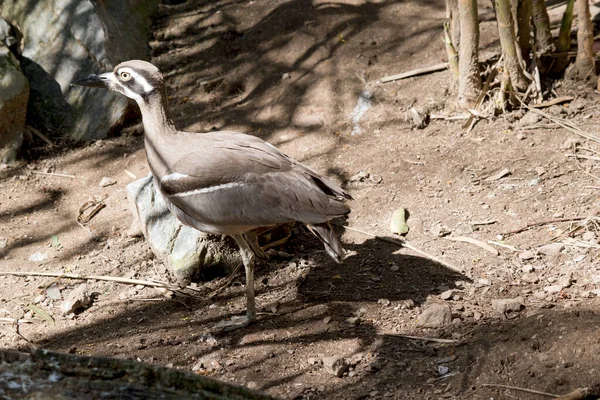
71;60;164;104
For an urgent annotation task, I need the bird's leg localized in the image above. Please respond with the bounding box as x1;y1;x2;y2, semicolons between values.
244;230;269;260
214;234;257;331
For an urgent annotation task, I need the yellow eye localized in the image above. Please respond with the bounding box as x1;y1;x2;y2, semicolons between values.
119;71;132;81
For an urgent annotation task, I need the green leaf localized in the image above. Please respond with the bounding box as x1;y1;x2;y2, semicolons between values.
390;207;410;235
28;304;55;325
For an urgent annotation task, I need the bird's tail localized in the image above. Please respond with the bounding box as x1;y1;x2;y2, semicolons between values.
306;221;346;263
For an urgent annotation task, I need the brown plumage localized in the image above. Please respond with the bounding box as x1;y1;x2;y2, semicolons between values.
72;60;352;328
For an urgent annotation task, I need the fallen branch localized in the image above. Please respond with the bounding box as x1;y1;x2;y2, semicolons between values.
444;236;499;255
482;383;558;397
26;126;54;147
502;216;587;236
341;225;463;272
380;62;448;83
392;334;457;344
530;96;574;108
0;271;203;293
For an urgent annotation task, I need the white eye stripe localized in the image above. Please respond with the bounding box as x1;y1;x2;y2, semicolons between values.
117;67;154;93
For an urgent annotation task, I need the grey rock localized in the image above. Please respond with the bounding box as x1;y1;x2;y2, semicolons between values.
0;44;29;163
491;297;523;314
61;284;91;314
397;299;415;310
521;265;534;273
322;356;349;377
538;243;564;256
519;112;540;126
557;273;572;288
417;303;452;328
473;311;482;321
544;285;564;294
440;289;454;300
127;175;240;284
1;0;158;141
519;250;535;261
368;359;383;372
377;298;391;307
246;382;259;391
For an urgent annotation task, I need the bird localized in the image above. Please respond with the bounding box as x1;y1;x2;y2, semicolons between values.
72;60;352;329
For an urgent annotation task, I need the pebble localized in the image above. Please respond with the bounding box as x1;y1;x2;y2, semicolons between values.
557;273;572;288
440;289;454;300
438;365;450;375
307;357;322;365
390;264;400;272
323;316;331;324
538;243;564;256
342;317;361;327
533;291;547;299
377;298;391;307
28;251;48;263
60;284;92;315
519;112;540;126
544;285;564;294
247;381;259;390
582;231;596;242
99;176;117;187
397;299;416;310
521;265;534;273
417;303;452;328
322;356;349;377
368;359;383;372
491;297;523;314
477;278;491;286
519;250;535;261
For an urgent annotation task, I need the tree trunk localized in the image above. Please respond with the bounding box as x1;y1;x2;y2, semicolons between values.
457;0;481;107
446;0;461;50
495;0;529;91
444;22;460;90
515;0;532;67
554;0;574;73
531;0;554;54
572;0;596;79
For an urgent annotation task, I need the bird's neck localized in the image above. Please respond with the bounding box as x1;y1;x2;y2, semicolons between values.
138;90;177;139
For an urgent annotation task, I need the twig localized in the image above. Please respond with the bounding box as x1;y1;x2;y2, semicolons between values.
380;62;449;83
487;241;519;252
31;171;77;179
566;153;600;162
0;317;33;324
341;225;463;272
502;217;587;236
463;56;502;131
530;96;574;108
471;219;497;226
444;236;499;255
392;334;457;344
0;271;203;293
481;383;558;398
26;126;54;147
520;102;600;144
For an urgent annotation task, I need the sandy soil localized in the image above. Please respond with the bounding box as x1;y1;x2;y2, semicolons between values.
2;0;600;398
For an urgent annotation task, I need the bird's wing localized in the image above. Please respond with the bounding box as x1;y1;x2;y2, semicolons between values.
157;132;350;232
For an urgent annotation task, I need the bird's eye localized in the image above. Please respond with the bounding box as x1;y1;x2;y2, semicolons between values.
119;71;132;81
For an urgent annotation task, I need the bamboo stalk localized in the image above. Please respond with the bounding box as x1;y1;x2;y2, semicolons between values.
457;0;481;107
531;0;555;54
572;0;596;80
443;22;459;90
495;0;529;91
515;0;532;67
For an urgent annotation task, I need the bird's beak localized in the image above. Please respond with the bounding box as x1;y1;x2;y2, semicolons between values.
70;73;108;88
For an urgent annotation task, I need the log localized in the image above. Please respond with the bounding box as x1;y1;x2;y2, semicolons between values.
0;349;278;400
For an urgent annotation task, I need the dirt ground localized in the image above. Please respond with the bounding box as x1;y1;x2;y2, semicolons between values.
2;0;600;399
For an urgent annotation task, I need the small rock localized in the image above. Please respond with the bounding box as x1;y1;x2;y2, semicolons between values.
548;105;566;116
34;294;45;304
534;166;546;176
519;112;540;126
368;359;383;372
582;231;596;242
322;356;349;377
0;240;6;248
544;285;564;294
440;289;454;300
451;317;462;325
342;317;361;327
519;251;535;261
308;357;322;366
477;278;491;286
28;251;48;263
558;273;572;288
538;243;564;256
246;381;259;390
417;303;452;328
533;291;547;299
521;265;534;273
99;176;117;187
390;264;400;272
438;365;450;375
377;298;391;307
323;316;331;324
349;171;370;182
491;297;523;314
397;299;416;310
60;284;92;315
193;357;221;373
281;72;290;80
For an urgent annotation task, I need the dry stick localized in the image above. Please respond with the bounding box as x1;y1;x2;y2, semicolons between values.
341;225;463;273
463;57;502;131
0;317;33;324
31;171;77;179
27;126;54;147
380;62;449;83
566;153;600;162
481;383;558;398
502;217;586;236
393;334;457;344
521;103;600;144
0;271;204;294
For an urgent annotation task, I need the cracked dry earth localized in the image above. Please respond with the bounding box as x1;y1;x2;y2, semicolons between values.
2;0;600;399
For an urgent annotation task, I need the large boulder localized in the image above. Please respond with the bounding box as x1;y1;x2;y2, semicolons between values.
0;43;29;164
1;0;158;141
127;175;241;285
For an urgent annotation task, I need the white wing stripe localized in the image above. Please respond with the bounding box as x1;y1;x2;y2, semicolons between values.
161;172;190;182
170;182;244;197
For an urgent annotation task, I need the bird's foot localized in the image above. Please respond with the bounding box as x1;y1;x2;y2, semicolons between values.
214;314;254;332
